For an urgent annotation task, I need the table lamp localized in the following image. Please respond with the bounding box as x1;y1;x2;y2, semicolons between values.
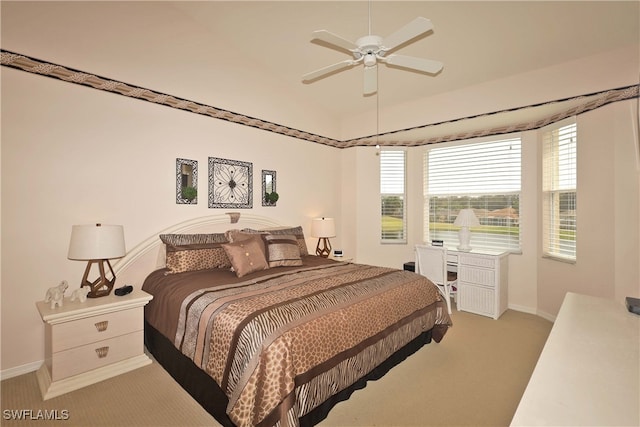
68;224;126;298
454;209;480;252
310;217;336;258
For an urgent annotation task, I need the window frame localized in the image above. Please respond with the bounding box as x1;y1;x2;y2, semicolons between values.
380;149;407;244
424;135;523;253
542;118;577;262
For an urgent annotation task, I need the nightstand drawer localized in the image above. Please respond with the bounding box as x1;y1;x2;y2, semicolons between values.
51;308;142;352
50;330;143;381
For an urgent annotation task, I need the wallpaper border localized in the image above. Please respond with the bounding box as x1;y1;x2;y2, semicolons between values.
2;49;638;148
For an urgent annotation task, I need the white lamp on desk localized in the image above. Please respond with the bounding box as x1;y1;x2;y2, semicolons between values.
454;209;480;252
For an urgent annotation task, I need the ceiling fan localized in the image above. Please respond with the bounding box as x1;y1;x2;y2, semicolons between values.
302;16;443;95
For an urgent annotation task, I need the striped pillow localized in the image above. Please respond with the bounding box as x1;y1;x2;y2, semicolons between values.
242;226;309;256
263;234;303;267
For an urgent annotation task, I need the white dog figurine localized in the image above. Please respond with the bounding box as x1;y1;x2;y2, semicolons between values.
44;280;68;309
70;286;90;303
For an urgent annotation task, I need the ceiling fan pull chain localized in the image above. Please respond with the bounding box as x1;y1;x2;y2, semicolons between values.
368;0;372;36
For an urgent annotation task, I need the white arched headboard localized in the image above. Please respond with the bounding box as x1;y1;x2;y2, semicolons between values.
113;214;285;289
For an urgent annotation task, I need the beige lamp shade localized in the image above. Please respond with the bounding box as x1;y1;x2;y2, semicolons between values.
68;224;126;260
310;217;335;258
310;217;336;238
68;224;126;298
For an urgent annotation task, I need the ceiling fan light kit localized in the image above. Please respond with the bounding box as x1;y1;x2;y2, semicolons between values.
303;16;443;95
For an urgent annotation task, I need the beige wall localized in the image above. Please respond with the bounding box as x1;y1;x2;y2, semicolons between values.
341;47;640;320
537;101;640;318
341;100;639;321
0;67;342;375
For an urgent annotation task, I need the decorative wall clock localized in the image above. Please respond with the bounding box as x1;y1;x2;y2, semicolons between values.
208;157;253;208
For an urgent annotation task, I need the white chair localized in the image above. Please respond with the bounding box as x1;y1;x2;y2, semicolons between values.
415;244;458;314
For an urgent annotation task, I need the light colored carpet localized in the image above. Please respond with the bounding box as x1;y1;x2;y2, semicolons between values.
1;307;551;427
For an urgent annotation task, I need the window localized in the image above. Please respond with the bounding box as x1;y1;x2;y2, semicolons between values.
542;120;577;261
425;137;522;251
380;150;406;243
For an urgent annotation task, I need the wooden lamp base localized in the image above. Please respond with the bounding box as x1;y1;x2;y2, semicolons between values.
315;238;332;258
80;259;117;298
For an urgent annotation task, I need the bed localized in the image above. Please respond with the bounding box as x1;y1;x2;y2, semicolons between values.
121;215;452;427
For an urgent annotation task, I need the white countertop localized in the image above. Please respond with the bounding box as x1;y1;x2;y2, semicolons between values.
511;292;640;426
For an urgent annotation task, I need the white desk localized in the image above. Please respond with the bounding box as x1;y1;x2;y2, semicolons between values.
447;248;509;319
511;293;640;426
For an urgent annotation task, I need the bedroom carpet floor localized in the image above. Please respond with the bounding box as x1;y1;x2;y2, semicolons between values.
1;306;552;427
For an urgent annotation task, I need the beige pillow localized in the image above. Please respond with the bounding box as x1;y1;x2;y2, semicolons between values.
264;234;303;267
222;236;269;278
225;229;268;260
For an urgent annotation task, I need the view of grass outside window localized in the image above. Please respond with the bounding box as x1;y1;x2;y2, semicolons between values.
543;120;577;261
425;137;522;252
380;150;406;243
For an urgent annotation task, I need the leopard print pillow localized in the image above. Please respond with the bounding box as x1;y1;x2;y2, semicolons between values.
160;233;231;274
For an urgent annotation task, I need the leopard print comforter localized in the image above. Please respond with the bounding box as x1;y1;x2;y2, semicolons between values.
144;259;451;427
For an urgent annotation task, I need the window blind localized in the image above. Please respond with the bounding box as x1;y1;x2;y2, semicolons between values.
542;120;577;261
424;137;522;251
380;150;406;243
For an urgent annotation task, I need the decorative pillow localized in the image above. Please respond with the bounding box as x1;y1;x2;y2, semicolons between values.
263;234;303;267
221;236;269;278
225;229;268;259
242;226;309;256
160;233;231;274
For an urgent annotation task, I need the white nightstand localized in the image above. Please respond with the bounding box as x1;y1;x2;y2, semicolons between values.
35;289;153;400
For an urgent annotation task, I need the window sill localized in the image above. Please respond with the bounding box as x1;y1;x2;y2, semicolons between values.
542;254;576;264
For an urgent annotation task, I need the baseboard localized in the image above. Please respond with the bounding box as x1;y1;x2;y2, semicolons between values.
1;360;42;381
508;304;557;323
508;304;537;315
536;309;557;323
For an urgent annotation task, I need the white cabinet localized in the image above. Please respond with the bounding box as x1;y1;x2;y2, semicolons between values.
35;290;153;400
452;249;508;319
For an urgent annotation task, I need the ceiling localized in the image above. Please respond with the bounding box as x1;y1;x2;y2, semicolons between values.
2;1;639;145
172;1;639;116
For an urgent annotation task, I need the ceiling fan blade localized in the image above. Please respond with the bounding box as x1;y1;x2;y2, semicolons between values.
302;59;356;82
311;30;358;52
384;54;443;74
363;65;377;95
381;17;434;52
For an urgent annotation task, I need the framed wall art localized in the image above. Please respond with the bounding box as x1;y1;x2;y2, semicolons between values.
208;157;253;209
262;170;278;206
176;158;198;204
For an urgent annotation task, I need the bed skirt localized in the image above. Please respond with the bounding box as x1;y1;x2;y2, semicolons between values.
144;321;435;427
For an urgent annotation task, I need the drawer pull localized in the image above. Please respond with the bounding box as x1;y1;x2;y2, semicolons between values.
94;321;109;332
95;346;109;358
